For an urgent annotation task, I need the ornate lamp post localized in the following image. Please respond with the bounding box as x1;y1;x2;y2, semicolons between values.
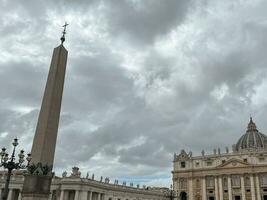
164;184;178;200
0;138;31;200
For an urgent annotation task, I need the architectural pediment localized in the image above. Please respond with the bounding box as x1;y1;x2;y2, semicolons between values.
174;149;191;161
216;158;251;169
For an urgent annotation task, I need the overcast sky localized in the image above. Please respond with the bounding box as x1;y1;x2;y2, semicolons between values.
1;0;267;187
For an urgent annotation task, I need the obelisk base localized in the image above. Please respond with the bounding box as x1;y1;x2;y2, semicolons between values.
22;174;52;200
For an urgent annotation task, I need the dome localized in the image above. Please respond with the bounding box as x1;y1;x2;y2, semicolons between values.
235;118;267;152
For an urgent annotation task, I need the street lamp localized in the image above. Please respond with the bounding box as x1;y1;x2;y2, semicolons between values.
0;138;32;200
164;184;178;200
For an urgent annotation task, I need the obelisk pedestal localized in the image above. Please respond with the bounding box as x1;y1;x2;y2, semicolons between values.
22;43;68;200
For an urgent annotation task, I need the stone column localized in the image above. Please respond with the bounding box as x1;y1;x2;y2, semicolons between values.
174;179;179;194
250;174;256;200
255;175;261;200
0;188;2;200
218;176;223;200
215;176;219;200
228;176;232;200
103;195;107;200
189;178;194;200
18;191;23;200
97;193;101;200
7;189;13;200
80;191;88;200
89;192;93;200
241;176;246;200
74;190;79;200
59;190;64;200
202;177;206;200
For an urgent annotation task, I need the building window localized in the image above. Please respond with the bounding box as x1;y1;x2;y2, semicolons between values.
259;157;265;162
243;158;247;162
245;177;250;187
231;175;241;187
181;161;186;168
180;178;187;189
206;176;214;188
261;175;267;185
196;179;200;188
222;160;226;164
223;177;228;188
195;162;200;167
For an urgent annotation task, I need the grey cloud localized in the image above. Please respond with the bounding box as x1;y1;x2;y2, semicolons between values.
1;0;267;186
0;61;47;106
105;0;192;44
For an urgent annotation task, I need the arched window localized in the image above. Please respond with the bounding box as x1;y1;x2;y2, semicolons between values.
196;179;200;188
181;161;186;168
245;176;250;187
260;174;267;186
231;175;241;187
206;176;214;188
180;178;187;189
223;177;228;188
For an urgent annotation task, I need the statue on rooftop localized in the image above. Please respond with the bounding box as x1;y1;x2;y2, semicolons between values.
62;171;67;178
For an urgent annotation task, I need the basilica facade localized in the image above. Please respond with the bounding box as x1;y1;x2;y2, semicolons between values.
172;118;267;200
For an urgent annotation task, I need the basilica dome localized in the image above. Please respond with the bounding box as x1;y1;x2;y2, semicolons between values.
235;118;267;152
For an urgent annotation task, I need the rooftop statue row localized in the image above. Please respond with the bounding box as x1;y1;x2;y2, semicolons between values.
61;166;151;190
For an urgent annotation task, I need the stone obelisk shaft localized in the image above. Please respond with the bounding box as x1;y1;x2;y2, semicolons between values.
22;44;68;200
31;44;68;166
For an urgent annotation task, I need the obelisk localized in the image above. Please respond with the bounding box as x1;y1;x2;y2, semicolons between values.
22;23;69;200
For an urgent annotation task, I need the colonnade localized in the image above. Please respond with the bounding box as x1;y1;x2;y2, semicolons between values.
0;174;167;200
0;189;22;200
0;189;119;200
57;190;104;200
201;174;261;200
0;183;166;200
1;186;163;200
183;174;263;200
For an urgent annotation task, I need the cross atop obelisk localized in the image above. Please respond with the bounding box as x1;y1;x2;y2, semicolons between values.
22;24;69;200
60;22;69;44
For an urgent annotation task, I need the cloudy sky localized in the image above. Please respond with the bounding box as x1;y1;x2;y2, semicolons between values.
1;0;267;187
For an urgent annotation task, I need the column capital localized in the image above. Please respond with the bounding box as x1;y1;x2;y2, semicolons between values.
254;172;262;176
250;173;256;178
